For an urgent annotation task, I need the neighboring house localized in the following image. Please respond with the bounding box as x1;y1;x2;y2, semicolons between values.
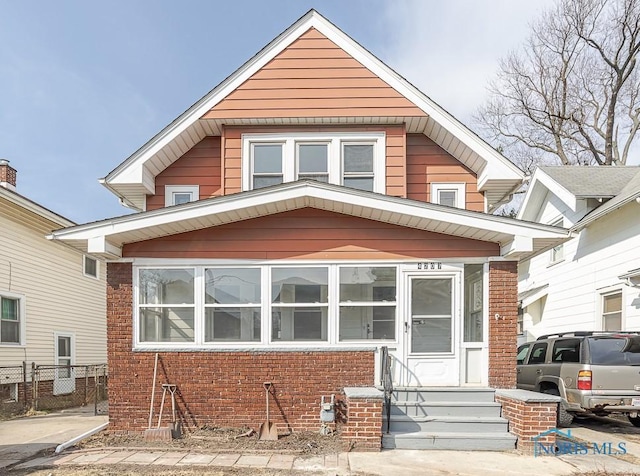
517;165;640;342
0;159;106;401
49;10;567;447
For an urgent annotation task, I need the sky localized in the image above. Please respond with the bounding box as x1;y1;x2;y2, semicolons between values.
0;0;556;224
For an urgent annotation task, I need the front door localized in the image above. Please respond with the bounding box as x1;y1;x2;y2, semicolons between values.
404;273;460;386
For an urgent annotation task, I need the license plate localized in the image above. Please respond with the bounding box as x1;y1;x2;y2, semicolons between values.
632;398;640;407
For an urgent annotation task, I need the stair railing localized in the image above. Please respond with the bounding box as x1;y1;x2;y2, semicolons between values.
380;346;393;434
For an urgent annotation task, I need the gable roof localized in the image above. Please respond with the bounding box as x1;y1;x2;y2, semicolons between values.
518;165;640;222
0;186;75;230
102;9;523;211
572;167;640;231
49;180;566;261
541;166;639;198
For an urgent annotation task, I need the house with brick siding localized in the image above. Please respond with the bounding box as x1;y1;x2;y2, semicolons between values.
49;10;568;450
0;160;106;404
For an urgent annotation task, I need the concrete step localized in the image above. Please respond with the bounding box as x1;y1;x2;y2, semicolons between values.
390;401;502;418
387;415;509;433
382;431;517;451
392;387;496;403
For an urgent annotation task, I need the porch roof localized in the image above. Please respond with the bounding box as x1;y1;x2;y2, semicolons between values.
48;181;569;261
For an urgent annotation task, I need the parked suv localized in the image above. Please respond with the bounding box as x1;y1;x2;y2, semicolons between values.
517;331;640;427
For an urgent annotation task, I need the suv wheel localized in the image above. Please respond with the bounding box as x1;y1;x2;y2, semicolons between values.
629;416;640;427
543;388;574;427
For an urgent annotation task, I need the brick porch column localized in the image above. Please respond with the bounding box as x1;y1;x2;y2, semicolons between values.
488;260;518;389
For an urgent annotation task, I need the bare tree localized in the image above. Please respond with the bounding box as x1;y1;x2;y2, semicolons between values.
476;0;640;168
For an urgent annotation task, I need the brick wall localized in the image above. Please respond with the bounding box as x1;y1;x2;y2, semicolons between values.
496;391;559;453
342;389;383;451
106;262;376;434
488;261;518;388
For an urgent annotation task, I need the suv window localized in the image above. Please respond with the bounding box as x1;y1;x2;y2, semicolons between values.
588;336;640;365
552;338;581;363
528;342;548;364
516;344;531;365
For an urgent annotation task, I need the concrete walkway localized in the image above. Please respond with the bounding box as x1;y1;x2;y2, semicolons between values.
0;406;108;469
11;446;640;475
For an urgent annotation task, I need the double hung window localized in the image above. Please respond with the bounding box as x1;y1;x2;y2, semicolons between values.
243;133;385;193
0;294;21;344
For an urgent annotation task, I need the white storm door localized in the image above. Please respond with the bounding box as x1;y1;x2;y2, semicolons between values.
404;275;460;386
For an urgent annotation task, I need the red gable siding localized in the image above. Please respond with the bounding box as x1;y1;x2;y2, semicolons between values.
123;208;499;259
204;28;424;120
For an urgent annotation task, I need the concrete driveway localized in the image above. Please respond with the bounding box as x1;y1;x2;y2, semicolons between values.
0;406;108;469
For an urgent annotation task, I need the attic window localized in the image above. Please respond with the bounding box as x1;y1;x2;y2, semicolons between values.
242;132;385;193
165;185;200;207
431;183;466;208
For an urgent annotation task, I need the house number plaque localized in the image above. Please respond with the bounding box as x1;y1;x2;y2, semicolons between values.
417;262;442;270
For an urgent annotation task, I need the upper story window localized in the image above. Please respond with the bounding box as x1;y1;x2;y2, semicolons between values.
83;255;98;279
242;133;385;193
1;293;24;345
431;183;466;208
165;185;200;207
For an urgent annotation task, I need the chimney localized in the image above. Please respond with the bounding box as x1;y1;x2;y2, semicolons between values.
0;159;17;190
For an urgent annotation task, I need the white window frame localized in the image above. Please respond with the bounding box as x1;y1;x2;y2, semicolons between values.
431;183;466;208
83;255;99;279
601;288;624;331
241;132;386;193
165;185;200;207
132;262;400;350
549;218;564;264
0;291;26;346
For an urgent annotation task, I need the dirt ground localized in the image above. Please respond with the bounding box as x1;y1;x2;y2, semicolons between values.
78;425;344;455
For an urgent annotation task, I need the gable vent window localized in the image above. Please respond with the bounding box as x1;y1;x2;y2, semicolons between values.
431;183;466;209
243;133;385;193
84;255;98;279
165;185;200;207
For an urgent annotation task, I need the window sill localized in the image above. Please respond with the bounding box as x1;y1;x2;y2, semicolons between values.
133;344;386;353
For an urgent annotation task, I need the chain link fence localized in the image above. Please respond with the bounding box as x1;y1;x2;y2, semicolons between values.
0;363;107;419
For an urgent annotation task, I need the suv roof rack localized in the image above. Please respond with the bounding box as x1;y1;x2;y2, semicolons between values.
536;331;640;340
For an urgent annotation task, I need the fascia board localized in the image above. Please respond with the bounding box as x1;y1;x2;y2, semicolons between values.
536;169;577;212
51;182;568;244
517;169;576;221
0;187;75;228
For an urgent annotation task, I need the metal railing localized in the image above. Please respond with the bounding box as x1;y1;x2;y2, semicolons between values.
380;346;393;434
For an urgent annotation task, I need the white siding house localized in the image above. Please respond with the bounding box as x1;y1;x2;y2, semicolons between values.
517;166;640;342
0;160;106;382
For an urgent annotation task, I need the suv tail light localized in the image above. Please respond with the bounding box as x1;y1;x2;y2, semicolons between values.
577;370;592;390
